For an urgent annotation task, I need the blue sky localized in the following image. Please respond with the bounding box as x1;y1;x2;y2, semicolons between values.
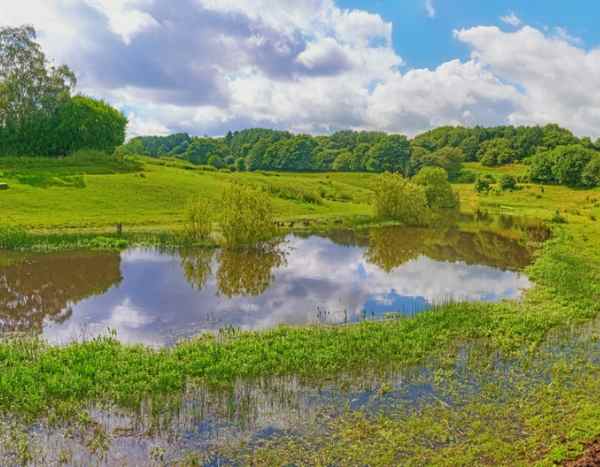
339;0;598;68
3;1;600;138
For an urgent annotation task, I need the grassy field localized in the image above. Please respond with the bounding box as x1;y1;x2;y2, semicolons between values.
0;155;375;231
1;156;600;464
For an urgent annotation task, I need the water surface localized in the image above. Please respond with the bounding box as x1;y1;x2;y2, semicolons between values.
0;222;542;346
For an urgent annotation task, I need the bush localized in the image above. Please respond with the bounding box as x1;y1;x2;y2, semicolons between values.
183;196;213;243
413;167;459;209
219;184;277;247
499;175;518;191
454;170;477;183
372;173;430;226
474;177;492;194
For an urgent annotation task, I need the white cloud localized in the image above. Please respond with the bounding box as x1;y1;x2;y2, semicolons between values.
425;0;436;18
554;26;583;45
2;1;600;138
500;12;521;27
455;25;600;137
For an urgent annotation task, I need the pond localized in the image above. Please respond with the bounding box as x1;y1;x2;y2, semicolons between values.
0;219;546;346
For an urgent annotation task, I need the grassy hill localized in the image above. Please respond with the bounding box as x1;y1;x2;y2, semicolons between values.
0;155;376;231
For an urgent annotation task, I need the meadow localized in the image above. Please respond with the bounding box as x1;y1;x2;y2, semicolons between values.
1;155;600;464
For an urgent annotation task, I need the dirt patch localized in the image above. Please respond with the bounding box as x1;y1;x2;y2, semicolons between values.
567;439;600;467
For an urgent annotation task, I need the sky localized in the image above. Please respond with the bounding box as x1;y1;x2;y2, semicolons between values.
2;0;600;138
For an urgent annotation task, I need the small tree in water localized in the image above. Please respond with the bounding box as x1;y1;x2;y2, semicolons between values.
372;173;430;226
219;184;277;247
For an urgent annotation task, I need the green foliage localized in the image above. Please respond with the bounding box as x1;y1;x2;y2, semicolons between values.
454;169;477;183
499;174;518;191
413;167;459;209
530;145;599;187
182;196;213;243
478;138;517;166
54;95;127;154
119;133;191;157
372;173;430;225
366;135;411;173
409;146;464;179
474;177;492;194
582;157;600;187
219;184;277;247
0;26;125;156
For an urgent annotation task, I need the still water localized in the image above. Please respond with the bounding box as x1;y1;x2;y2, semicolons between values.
0;223;542;346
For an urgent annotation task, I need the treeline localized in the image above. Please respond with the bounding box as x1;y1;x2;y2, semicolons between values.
0;26;127;156
120;124;600;187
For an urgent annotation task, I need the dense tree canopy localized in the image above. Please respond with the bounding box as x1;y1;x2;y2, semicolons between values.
0;25;127;156
117;123;600;188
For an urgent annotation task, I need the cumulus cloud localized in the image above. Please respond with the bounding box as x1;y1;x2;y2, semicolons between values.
455;25;600;137
2;1;600;138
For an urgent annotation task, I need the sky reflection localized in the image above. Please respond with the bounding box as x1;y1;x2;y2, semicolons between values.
33;230;532;346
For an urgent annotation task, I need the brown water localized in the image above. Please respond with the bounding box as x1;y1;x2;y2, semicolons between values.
0;220;544;347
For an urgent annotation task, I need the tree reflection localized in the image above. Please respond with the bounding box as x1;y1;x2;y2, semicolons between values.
0;252;122;334
180;248;215;290
217;243;287;298
365;225;535;272
365;227;434;272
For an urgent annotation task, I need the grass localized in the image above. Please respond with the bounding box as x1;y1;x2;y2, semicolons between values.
0;155;373;232
1;158;600;463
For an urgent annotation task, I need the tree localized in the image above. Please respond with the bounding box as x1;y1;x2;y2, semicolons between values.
55;95;127;154
413;167;459;209
372;173;430;226
219;184;277;247
332;150;354;171
529;149;558;184
478;138;516;166
0;25;76;155
410;146;463;179
366;135;410;173
581;157;600;187
551;145;594;187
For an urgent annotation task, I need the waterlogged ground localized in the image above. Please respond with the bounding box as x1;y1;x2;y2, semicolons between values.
0;218;544;346
2;317;599;465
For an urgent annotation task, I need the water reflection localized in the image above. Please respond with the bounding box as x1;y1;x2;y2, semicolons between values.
0;223;539;346
0;252;122;333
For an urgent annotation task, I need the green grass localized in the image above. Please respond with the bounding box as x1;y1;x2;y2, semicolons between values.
1;158;600;464
0;156;374;231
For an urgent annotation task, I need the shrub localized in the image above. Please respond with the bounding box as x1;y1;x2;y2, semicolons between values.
499;175;518;191
454;170;477;184
474;177;491;194
183;196;213;243
219;184;277;247
372;173;430;226
413;167;459;209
